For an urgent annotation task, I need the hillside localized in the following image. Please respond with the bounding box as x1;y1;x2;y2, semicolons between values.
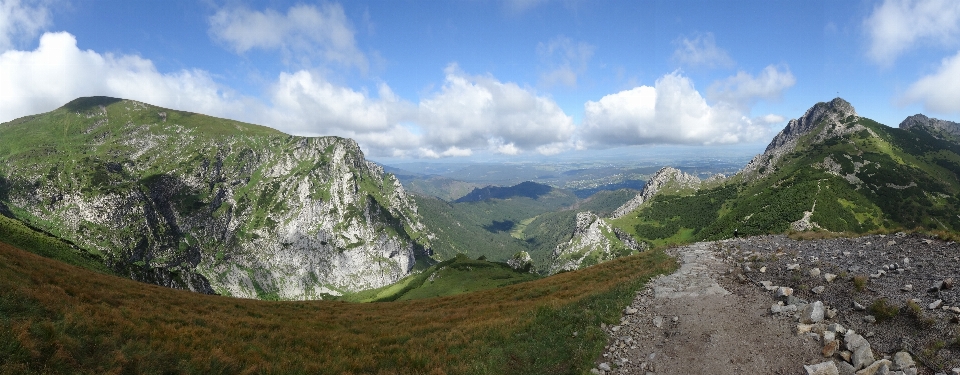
0;97;431;299
0;237;674;374
553;98;960;273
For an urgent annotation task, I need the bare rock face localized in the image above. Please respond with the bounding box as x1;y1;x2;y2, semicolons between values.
549;212;621;274
740;98;867;181
611;167;702;219
899;113;960;139
0;98;431;299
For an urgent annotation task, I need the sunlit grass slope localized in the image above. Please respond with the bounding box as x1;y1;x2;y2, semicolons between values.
0;240;675;374
341;254;540;302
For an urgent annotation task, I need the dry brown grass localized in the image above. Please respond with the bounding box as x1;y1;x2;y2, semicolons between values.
0;241;676;374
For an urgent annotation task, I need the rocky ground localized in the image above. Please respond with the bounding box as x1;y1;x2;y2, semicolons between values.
593;233;960;375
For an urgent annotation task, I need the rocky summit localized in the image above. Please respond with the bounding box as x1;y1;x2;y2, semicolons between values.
0;97;432;299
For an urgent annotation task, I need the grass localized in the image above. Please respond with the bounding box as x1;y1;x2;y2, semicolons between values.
867;298;899;323
340;254;541;302
853;275;868;292
0;239;676;374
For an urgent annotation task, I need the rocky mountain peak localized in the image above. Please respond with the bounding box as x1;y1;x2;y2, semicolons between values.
898;114;960;140
764;98;857;153
740;98;866;180
611;167;701;219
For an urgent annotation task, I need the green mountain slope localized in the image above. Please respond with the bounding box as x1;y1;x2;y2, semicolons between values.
0;97;431;299
610;98;960;248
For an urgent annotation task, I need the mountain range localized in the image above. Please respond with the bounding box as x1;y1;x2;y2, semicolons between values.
552;98;960;270
2;96;960;296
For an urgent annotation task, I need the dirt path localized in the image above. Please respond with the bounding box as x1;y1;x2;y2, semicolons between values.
593;241;821;374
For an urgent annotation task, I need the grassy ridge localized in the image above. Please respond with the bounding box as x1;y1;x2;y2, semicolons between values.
0;214;113;275
0;240;675;374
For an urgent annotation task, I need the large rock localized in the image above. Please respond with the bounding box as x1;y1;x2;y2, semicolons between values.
801;301;826;324
854;359;891;375
805;361;840;375
852;345;876;370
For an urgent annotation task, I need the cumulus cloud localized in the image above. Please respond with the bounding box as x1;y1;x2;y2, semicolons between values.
209;3;367;70
263;70;421;154
672;33;734;69
706;65;796;111
0;0;50;51
864;0;960;64
0;32;578;158
0;32;249;123
417;64;576;156
902;50;960;113
580;72;777;147
537;36;594;88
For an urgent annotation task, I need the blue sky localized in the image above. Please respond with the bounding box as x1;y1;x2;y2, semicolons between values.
2;0;960;163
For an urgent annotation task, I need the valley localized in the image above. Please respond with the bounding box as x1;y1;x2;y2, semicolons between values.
3;96;960;374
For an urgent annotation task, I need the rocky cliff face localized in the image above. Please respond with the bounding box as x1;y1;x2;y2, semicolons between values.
740;98;868;180
0;97;430;299
549;212;644;274
899;114;960;142
610;167;701;219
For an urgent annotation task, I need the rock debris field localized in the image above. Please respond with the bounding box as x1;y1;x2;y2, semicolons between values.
593;233;960;375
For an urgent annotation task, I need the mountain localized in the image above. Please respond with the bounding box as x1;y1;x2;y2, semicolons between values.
454;181;556;203
0;97;431;299
549;98;960;272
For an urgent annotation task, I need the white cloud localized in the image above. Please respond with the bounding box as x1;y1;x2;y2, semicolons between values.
537;36;594;88
864;0;960;64
902;50;960;113
417;64;576;155
706;65;795;111
0;32;248;123
581;72;774;147
0;0;50;51
209;3;367;70
672;33;734;69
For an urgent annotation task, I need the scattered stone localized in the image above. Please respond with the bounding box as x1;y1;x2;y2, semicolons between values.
845;331;868;351
855;359;891;375
598;362;611;371
826;308;838;319
902;257;910;265
813;286;826;294
840;351;852;362
825;273;838;282
837;361;857;375
760;266;767;273
943;278;955;290
892;352;915;371
590;369;602;375
852;344;876;370
823;340;840;357
671;316;678;323
810;268;822;278
827;323;846;334
788;263;801;271
863;315;876;324
776;286;794;299
824;330;836;342
653;316;664;328
853;301;866;311
760;280;776;291
844;251;852;257
805;360;840;375
625;306;638;315
930;300;943;310
801;301;826;324
900;285;912;292
798;324;815;334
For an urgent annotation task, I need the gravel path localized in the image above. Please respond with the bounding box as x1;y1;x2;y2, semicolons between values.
593;234;958;375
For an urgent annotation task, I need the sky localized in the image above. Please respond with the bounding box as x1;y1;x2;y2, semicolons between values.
2;0;960;164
